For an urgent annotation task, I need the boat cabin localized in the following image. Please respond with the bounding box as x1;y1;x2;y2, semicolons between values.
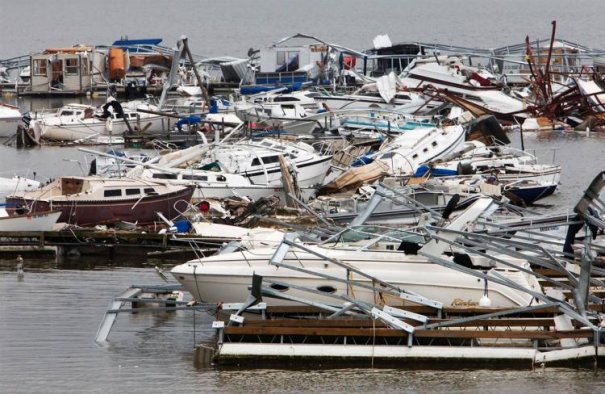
30;47;94;94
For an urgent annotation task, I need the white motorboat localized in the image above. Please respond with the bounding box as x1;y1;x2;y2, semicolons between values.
416;142;562;185
171;197;542;308
0;103;22;137
413;141;561;204
38;100;175;142
234;100;320;135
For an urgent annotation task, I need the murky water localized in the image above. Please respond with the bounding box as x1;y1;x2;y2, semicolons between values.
2;0;605;392
1;261;605;393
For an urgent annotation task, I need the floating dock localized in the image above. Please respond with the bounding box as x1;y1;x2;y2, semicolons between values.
201;305;605;369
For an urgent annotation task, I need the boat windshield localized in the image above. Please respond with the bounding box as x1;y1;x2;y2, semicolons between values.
322;225;427;248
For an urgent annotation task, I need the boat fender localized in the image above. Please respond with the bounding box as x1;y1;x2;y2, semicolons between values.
441;193;460;220
197;201;210;212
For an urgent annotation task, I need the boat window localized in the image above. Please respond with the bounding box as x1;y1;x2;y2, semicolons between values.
412;154;419;159
216;175;226;182
395;94;411;100
104;189;122;197
261;141;273;147
423;148;429;153
144;188;156;194
274;97;299;102
183;174;208;181
465;95;482;102
152;173;178;180
65;58;79;75
276;50;299;72
262;156;280;164
33;59;47;76
125;188;140;196
251;158;261;166
324;226;426;245
60;110;74;116
431;141;438;147
380;152;394;159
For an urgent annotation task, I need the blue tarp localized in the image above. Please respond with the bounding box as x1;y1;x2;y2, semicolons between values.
173;219;192;233
414;165;458;177
176;115;203;128
351;155;375;167
112;38;162;47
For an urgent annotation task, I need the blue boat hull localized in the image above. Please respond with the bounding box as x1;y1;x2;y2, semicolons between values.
506;184;557;205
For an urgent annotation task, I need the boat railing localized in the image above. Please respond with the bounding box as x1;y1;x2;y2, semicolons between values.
386;150;417;176
524;147;559;165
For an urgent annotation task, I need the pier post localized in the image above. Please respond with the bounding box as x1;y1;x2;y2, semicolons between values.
194;344;216;368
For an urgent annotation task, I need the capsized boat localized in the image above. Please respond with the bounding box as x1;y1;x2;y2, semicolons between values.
5;177;194;227
0;175;41;197
400;57;526;117
156;138;333;189
372;124;467;176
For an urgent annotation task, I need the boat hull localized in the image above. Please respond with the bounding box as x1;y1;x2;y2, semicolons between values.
0;211;61;231
41;115;174;142
192;185;317;202
6;187;194;226
505;184;557;205
245;156;332;187
171;248;539;308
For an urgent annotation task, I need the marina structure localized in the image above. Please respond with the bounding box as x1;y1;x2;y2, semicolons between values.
5;27;605;373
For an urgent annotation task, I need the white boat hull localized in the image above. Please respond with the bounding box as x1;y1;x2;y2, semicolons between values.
41;115;174;142
0;211;61;232
246;156;332;187
172;247;539;308
193;185;317;202
0;176;41;197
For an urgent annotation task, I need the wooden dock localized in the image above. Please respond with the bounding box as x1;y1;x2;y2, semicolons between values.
0;229;231;260
201;305;605;369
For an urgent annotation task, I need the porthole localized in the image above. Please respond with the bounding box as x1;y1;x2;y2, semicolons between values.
317;285;337;294
270;283;289;292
